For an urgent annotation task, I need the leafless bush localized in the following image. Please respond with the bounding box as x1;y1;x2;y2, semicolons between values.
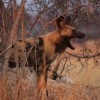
0;0;100;100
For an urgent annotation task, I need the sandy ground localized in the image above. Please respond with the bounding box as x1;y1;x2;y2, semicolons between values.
56;39;100;86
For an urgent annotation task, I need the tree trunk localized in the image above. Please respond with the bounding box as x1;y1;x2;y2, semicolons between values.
3;0;26;70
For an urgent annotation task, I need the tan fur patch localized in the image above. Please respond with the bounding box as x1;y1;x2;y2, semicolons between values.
25;37;35;45
60;25;74;36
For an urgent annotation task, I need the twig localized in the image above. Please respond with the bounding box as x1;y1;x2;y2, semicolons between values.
0;42;15;56
65;51;100;58
44;4;94;27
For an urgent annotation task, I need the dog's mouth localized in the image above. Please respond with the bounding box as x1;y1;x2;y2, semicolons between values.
62;36;75;50
67;39;75;50
55;36;75;53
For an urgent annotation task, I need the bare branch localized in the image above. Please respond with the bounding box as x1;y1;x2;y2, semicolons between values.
3;0;26;70
65;51;100;58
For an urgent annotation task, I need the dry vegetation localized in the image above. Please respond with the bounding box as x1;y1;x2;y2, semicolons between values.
0;0;100;100
0;40;100;100
0;68;100;100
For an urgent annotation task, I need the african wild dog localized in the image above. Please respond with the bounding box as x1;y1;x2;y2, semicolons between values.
35;15;85;99
9;15;85;100
8;37;35;68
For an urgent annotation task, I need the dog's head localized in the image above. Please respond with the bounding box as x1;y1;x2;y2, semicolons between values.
56;15;85;50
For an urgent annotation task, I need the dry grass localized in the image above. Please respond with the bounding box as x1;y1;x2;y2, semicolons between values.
0;40;99;100
0;67;100;100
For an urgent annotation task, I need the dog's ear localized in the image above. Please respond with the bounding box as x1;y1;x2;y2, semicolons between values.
56;16;65;29
65;16;70;25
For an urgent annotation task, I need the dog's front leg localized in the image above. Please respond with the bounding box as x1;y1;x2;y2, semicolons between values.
36;73;47;100
36;53;48;100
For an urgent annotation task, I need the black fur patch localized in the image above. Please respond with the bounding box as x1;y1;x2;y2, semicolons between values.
27;38;44;74
38;37;44;46
56;16;65;29
55;36;75;53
